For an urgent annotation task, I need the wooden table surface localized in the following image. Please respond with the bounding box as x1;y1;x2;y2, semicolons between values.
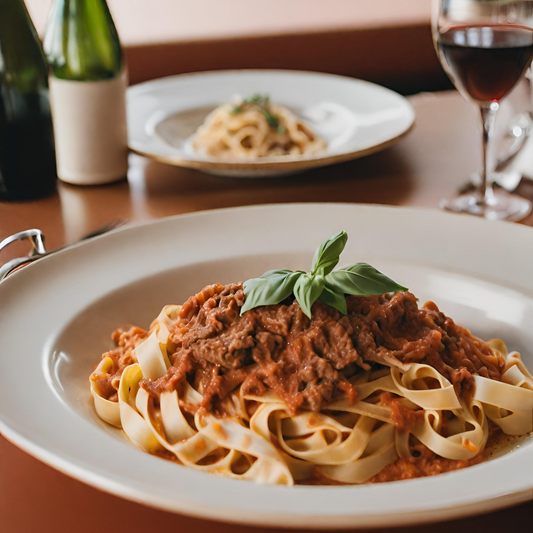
1;91;532;532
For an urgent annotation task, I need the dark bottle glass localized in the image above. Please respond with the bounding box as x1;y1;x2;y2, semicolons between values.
0;0;57;201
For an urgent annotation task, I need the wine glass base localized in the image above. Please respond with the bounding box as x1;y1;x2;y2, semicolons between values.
440;189;532;221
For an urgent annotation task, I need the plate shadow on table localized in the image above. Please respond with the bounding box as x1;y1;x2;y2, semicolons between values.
134;146;414;217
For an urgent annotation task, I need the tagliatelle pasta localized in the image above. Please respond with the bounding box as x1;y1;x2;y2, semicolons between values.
191;96;327;159
90;283;533;486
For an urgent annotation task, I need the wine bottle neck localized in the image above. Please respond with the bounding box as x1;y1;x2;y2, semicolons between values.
44;0;123;82
0;0;49;91
0;0;34;20
0;0;41;49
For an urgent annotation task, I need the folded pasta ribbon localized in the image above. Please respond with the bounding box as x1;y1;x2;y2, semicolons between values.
474;350;533;435
90;357;121;427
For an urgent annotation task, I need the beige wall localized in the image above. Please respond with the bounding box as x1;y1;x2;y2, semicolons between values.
26;0;429;45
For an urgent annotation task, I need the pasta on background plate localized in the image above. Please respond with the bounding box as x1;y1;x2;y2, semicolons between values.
89;233;533;486
191;94;327;159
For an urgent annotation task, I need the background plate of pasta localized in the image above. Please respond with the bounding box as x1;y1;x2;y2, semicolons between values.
127;70;415;177
0;204;532;529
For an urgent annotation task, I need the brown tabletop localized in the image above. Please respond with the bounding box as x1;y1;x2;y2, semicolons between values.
0;90;532;532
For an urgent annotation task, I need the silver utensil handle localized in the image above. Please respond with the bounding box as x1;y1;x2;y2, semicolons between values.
0;229;48;282
0;229;47;255
0;220;126;283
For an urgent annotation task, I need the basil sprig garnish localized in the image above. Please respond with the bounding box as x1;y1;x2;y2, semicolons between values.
241;231;407;318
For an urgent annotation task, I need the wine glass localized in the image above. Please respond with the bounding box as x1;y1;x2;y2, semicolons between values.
432;0;533;221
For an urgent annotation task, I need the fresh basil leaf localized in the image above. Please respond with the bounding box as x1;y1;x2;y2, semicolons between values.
241;269;303;315
294;273;325;319
311;231;348;276
318;286;347;315
326;263;408;296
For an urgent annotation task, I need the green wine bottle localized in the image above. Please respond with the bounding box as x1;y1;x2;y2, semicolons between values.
0;0;57;201
43;0;128;185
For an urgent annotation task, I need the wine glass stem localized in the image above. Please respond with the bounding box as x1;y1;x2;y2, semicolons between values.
479;103;499;205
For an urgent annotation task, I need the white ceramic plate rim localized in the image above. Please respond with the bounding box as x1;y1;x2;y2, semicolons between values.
126;69;415;171
0;204;532;529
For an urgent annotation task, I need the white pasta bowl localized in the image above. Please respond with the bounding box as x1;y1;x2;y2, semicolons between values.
127;70;415;177
0;204;532;529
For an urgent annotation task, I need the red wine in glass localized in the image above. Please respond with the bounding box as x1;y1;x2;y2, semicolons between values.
438;25;533;104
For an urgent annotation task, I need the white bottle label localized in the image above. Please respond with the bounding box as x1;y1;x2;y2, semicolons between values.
49;71;128;185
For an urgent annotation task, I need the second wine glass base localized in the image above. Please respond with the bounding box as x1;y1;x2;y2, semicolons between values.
440;189;532;221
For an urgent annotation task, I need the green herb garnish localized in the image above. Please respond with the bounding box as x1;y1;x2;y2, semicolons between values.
231;94;286;133
240;231;408;318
